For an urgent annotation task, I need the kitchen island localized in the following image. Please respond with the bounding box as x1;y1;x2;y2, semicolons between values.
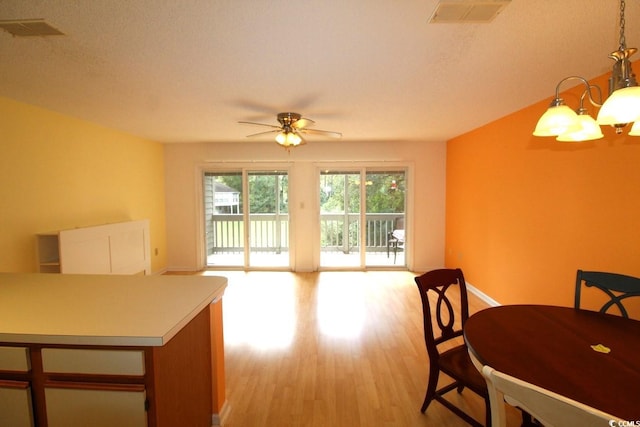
0;272;227;427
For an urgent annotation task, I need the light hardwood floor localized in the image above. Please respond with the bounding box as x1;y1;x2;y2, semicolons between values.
199;270;522;427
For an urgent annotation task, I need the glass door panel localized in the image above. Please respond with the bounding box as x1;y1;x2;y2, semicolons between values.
248;171;289;267
319;171;361;268
364;170;406;267
204;172;244;267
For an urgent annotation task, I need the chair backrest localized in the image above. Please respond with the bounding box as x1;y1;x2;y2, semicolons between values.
575;269;640;318
481;365;620;427
414;268;469;360
394;216;404;231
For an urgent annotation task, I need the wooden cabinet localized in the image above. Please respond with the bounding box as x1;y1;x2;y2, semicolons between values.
0;273;227;427
36;220;151;275
0;304;217;427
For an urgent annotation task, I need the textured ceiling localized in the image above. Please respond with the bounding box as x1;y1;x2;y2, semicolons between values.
0;1;638;144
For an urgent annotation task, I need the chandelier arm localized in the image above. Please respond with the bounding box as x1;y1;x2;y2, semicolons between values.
551;76;603;108
583;85;604;109
553;76;590;99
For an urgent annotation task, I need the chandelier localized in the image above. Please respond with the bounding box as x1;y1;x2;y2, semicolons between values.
533;0;640;142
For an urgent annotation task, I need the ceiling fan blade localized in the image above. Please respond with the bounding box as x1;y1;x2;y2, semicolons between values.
299;128;342;139
246;129;280;138
292;117;315;129
238;120;281;129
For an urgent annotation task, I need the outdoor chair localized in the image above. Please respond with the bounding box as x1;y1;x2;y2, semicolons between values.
387;216;404;263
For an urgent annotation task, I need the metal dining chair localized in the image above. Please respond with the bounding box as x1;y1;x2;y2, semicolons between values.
481;364;621;427
574;269;640;318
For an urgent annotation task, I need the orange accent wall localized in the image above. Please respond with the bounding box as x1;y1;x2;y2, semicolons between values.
446;69;640;309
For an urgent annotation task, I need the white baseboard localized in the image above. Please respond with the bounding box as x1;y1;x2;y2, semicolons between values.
466;282;501;307
211;401;229;426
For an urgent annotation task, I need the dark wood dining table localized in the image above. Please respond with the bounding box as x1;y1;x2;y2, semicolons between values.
463;304;640;421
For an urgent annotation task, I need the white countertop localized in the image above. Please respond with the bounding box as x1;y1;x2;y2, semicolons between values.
0;273;227;347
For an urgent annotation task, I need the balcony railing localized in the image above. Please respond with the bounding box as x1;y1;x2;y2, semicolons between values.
206;213;404;254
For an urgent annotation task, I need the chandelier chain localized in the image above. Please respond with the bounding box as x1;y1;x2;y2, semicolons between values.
619;0;626;49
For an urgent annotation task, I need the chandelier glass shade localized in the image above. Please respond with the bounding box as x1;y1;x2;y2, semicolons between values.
629;120;640;136
596;85;640;125
533;104;580;137
533;0;640;142
556;112;604;142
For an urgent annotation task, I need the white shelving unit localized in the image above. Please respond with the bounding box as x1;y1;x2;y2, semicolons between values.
36;220;151;275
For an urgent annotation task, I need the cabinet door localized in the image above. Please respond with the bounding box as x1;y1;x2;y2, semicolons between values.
0;380;35;427
45;385;147;427
59;232;112;274
42;348;145;375
0;346;30;371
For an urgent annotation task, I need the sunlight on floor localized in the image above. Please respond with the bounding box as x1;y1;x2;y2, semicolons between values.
316;279;365;338
222;273;297;350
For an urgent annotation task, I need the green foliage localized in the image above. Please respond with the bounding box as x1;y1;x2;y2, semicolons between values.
210;172;288;214
249;172;288;213
320;173;361;213
209;170;404;215
366;172;405;213
320;171;405;214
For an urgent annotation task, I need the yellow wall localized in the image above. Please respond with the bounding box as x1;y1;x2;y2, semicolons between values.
445;71;640;309
0;97;167;273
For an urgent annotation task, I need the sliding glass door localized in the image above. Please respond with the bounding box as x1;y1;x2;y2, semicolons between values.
203;170;289;268
319;168;406;268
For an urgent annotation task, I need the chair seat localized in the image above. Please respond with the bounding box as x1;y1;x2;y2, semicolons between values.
391;229;404;242
439;345;488;397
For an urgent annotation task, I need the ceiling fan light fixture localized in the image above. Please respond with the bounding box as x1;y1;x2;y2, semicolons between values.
240;111;340;149
275;131;302;147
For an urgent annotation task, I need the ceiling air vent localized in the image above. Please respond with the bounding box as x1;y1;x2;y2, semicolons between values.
0;19;64;37
429;0;511;23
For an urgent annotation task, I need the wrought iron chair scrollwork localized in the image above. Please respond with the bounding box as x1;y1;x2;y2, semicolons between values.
574;269;640;318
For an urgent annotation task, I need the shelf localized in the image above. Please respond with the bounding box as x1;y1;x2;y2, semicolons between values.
36;234;60;274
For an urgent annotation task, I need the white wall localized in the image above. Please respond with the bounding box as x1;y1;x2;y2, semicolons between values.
164;139;445;272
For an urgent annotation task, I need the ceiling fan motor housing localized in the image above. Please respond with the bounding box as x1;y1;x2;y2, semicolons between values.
277;112;301;127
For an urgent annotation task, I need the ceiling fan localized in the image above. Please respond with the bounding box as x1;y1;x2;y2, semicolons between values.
239;112;342;149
